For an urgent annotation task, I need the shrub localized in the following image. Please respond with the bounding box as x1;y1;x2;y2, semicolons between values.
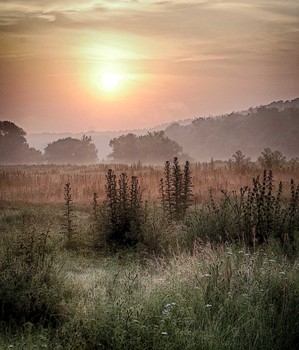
184;171;299;251
94;170;147;249
160;158;193;220
0;213;66;327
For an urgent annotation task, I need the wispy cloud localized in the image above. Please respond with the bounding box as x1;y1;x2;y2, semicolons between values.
0;1;298;132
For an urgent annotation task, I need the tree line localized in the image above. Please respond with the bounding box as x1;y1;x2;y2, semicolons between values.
165;106;299;161
0;121;99;164
1;120;298;167
0;121;184;164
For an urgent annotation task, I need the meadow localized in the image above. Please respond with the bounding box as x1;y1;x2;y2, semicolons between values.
0;161;298;349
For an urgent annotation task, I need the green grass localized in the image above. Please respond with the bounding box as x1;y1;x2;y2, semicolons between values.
0;201;298;350
1;247;299;348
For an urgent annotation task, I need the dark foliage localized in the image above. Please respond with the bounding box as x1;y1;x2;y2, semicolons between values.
187;170;299;252
160;157;193;220
44;135;98;164
0;216;66;327
109;131;183;163
165;106;299;161
0;121;43;164
95;169;146;248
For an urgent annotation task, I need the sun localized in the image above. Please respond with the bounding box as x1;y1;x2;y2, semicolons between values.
100;72;123;91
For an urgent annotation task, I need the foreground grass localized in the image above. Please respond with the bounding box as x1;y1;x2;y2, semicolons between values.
1;242;298;350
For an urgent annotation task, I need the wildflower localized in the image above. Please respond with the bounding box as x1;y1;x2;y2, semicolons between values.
163;302;176;315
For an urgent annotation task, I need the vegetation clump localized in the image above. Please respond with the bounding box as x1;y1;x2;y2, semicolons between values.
0;212;66;327
109;131;184;164
44;135;98;164
94;169;147;249
185;170;299;254
0;158;298;349
0;121;42;164
160;157;193;220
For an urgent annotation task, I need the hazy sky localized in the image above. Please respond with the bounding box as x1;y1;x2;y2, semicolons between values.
1;0;299;133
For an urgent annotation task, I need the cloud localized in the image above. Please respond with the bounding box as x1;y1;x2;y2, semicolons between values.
0;1;298;106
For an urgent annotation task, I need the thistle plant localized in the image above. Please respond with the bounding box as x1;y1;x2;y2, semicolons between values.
100;169;146;248
63;182;75;244
159;157;193;220
206;170;299;249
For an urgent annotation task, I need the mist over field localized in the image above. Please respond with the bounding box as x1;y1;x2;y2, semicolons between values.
20;98;299;163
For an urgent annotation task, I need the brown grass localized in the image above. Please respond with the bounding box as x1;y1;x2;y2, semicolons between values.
0;163;298;204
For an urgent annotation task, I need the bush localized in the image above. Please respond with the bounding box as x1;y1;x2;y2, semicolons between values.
0;213;67;327
94;170;147;249
184;171;299;251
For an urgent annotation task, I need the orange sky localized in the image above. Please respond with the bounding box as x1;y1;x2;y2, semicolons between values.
0;0;299;133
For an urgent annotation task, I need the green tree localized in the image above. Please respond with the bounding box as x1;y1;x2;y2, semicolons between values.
258;148;286;169
0;121;43;164
228;150;251;172
109;131;183;163
44;135;98;164
109;133;138;162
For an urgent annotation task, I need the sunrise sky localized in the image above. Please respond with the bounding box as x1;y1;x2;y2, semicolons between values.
0;0;299;133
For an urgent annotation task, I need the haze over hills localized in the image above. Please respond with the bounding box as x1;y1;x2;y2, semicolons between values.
165;98;299;162
26;98;299;161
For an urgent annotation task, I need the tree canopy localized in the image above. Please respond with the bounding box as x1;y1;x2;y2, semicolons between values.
44;135;98;164
108;131;183;163
0;121;42;164
258;148;286;169
165;106;299;161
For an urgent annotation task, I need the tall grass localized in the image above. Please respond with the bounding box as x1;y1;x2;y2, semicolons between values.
1;162;298;203
184;171;299;254
1;244;297;349
0;210;68;328
0;164;298;349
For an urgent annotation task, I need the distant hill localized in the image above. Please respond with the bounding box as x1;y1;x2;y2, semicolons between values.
165;98;299;161
27;98;299;161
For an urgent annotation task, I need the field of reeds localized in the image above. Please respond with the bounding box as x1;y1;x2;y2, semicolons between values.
0;160;298;349
1;161;299;203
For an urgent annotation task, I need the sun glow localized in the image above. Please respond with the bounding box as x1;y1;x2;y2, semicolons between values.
100;72;123;91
